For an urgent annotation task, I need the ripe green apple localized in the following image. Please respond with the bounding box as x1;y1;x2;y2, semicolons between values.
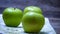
24;6;42;14
2;8;23;27
22;12;45;33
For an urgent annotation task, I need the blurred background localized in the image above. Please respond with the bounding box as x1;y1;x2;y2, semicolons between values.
0;0;60;18
0;0;60;34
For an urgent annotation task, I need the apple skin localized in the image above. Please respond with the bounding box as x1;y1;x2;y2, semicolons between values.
2;8;23;27
22;12;45;33
24;6;42;14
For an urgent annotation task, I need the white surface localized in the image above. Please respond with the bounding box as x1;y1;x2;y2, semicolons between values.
0;14;56;34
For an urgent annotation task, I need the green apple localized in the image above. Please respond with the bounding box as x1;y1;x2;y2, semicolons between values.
2;8;23;27
24;6;42;14
22;12;45;32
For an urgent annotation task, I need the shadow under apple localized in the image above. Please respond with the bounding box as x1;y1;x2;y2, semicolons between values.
24;32;48;34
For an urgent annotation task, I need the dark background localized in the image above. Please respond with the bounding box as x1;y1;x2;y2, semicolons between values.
0;0;60;18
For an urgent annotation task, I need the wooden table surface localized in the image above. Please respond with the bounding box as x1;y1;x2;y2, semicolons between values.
49;18;60;34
